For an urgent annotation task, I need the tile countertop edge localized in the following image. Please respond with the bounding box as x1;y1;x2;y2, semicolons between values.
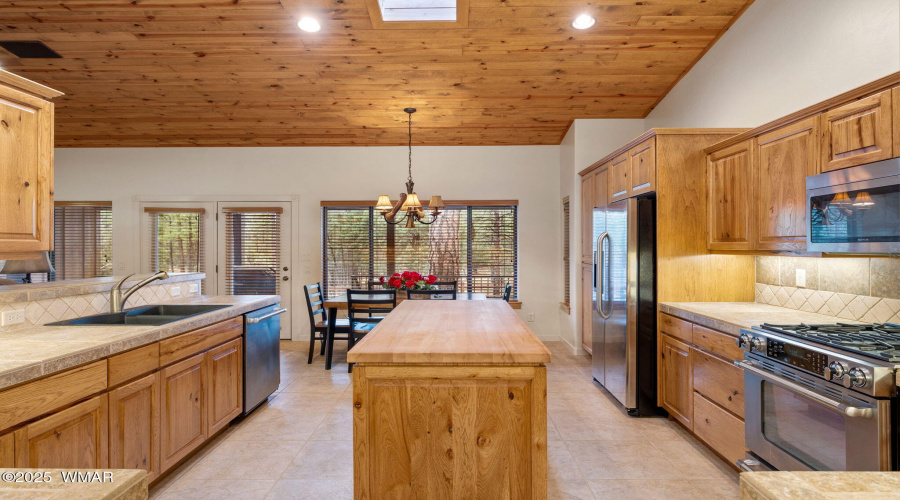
0;469;147;499
739;471;900;499
658;302;755;336
658;302;859;337
0;294;281;391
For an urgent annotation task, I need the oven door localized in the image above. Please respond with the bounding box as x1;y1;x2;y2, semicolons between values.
742;359;891;471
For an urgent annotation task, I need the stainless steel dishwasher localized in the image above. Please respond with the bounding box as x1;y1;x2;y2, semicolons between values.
243;304;286;415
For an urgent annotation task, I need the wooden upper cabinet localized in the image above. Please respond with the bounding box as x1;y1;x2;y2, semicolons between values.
14;394;109;469
160;352;207;471
580;173;595;263
755;118;819;251
608;153;630;202
0;72;61;256
659;334;692;430
593;166;608;209
708;140;754;251
628;137;656;197
820;89;893;172
109;372;161;482
206;338;243;435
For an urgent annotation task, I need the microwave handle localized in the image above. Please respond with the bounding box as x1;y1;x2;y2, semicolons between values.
736;361;875;419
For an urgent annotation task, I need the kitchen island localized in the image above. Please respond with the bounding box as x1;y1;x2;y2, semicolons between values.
348;300;551;499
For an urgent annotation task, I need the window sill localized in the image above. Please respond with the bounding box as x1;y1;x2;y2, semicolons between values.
508;300;521;309
559;302;570;315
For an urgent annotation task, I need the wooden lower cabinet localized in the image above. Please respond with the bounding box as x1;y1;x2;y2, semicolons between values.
160;352;207;471
109;372;161;481
207;338;243;435
14;394;109;468
693;392;745;466
659;334;692;429
692;349;744;418
0;431;13;467
581;263;593;354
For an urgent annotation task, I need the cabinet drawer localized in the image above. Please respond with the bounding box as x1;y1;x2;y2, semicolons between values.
160;317;242;366
693;392;745;467
692;349;744;418
109;343;160;387
0;360;108;432
692;325;743;361
659;313;692;343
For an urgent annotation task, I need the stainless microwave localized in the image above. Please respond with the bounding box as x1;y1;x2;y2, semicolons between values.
807;158;900;253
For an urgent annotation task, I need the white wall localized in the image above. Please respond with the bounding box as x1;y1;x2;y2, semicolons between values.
646;0;900;128
54;146;561;341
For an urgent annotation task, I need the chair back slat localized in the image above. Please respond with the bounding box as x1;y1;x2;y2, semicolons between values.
304;282;328;327
433;281;458;291
407;288;457;300
347;288;396;337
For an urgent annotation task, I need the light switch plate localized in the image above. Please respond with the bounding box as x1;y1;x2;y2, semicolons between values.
189;283;199;293
171;286;182;297
796;269;807;288
527;313;535;322
1;310;25;326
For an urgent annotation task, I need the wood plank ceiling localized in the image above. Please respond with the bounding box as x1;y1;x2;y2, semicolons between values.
0;0;753;147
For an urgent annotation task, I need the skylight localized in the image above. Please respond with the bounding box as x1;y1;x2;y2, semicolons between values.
378;0;457;22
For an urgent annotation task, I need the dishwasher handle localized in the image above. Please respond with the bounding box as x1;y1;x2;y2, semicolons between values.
247;308;287;324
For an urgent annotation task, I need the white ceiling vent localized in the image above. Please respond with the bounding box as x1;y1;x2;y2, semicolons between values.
378;0;457;22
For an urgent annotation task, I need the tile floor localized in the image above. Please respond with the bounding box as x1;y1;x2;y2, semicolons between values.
150;340;739;500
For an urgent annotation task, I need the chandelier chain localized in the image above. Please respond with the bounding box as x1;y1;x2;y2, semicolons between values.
407;110;413;184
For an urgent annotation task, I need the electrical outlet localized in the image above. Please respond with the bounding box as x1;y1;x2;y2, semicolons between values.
171;286;182;297
189;283;199;293
1;309;25;326
527;313;535;322
796;268;807;288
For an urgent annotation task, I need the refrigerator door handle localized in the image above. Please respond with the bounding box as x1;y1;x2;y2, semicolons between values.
596;232;611;318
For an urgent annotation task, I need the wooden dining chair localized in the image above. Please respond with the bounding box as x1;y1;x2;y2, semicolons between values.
502;283;513;302
407;288;457;300
304;283;351;364
347;288;397;372
434;280;458;291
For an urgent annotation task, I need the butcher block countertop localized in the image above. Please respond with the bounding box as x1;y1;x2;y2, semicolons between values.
346;300;551;365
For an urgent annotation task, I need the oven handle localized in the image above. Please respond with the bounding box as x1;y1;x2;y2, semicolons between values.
736;360;875;419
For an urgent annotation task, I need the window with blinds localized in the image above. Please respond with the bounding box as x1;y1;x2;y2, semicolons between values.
0;202;112;283
562;197;570;308
223;207;281;296
145;207;205;288
322;203;517;299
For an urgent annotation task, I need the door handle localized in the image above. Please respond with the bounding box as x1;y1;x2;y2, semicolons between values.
596;232;610;319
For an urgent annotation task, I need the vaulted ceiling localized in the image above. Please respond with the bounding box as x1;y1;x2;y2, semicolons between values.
0;0;753;147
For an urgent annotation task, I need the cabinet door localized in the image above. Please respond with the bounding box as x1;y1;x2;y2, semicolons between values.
593;167;608;209
109;372;161;481
893;86;900;156
207;338;243;435
608;153;630;202
659;334;692;429
580;173;595;263
160;352;207;471
0;432;13;467
708;140;754;251
14;394;109;468
629;138;656;196
581;263;593;354
820;90;893;172
0;83;54;253
755;118;818;251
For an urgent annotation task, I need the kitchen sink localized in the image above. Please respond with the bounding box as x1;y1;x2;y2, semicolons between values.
47;304;230;326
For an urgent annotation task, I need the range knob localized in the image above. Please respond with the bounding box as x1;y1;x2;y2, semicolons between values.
751;336;766;353
737;333;753;351
843;368;868;389
824;361;846;381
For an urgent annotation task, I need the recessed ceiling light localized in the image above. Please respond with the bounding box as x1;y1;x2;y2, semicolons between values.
298;17;321;32
572;14;595;30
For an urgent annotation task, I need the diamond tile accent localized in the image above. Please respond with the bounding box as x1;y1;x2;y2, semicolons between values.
755;283;900;324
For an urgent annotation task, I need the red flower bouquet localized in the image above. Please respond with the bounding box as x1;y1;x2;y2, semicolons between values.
379;271;438;291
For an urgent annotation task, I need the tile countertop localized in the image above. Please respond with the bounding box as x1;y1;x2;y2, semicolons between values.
0;294;280;391
659;302;855;337
0;469;146;499
740;471;900;499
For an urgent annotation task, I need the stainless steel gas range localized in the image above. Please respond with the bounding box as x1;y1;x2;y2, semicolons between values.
736;323;900;472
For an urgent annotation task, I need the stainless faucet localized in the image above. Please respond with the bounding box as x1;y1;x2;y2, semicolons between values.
110;271;170;313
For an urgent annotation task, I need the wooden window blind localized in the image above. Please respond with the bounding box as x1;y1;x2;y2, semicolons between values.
223;207;282;296
0;202;113;283
146;208;205;289
562;196;570;307
322;204;517;299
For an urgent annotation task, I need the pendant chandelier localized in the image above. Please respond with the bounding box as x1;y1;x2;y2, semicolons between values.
375;108;444;228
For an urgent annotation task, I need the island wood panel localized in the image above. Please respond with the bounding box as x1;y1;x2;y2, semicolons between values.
0;360;108;432
108;372;161;481
159;352;207;471
158;316;242;367
0;432;13;467
108;343;161;388
206;338;243;435
820;90;893;172
14;394;109;469
708;139;755;251
754;118;818;251
347;301;551;365
0;1;755;147
353;365;546;500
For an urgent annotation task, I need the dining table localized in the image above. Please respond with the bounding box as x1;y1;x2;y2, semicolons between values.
321;292;487;369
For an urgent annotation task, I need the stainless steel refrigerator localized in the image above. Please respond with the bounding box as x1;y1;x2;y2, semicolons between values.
591;196;658;416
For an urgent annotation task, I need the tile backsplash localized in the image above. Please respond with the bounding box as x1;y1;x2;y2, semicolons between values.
756;256;900;323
